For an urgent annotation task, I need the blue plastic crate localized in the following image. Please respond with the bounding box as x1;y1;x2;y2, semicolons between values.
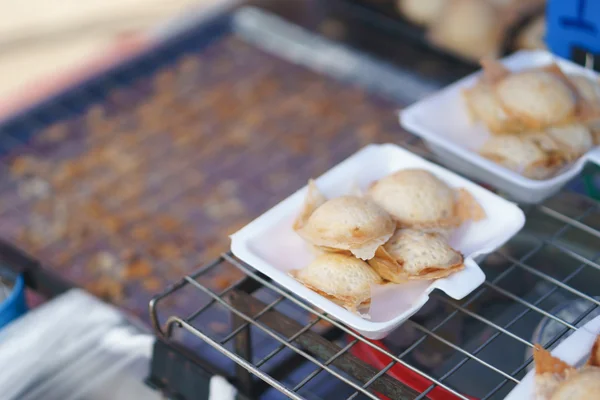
546;0;600;70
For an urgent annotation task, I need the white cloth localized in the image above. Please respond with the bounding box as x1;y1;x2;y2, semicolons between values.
0;289;238;400
209;376;237;400
0;290;159;400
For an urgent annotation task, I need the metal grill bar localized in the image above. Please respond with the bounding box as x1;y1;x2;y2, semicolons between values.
254;317;323;368
389;202;591;370
498;251;600;307
548;241;600;272
347;359;397;400
168;317;304;399
218;253;472;400
481;281;576;330
539;205;600;238
149;255;224;335
421;261;589;397
226;290;418;399
434;295;533;347
219;295;286;344
292;339;359;392
409;321;519;383
179;274;383;400
476;250;600;399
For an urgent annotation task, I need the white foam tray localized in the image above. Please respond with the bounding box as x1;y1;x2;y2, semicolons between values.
401;50;600;204
505;315;600;400
230;144;525;339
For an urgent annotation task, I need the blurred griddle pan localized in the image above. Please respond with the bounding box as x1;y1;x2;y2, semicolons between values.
0;0;491;309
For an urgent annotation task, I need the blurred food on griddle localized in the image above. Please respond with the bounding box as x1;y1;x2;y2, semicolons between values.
361;0;547;62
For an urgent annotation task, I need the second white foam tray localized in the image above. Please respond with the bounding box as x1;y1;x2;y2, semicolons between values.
401;50;600;204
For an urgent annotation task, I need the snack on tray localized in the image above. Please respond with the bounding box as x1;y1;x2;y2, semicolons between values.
368;228;464;283
395;0;447;26
290;167;481;315
462;59;600;180
550;368;600;400
289;253;383;313
367;169;486;229
545;124;594;162
569;74;600;111
478;134;562;179
533;344;575;400
295;195;396;260
568;73;600;141
462;80;509;130
495;70;575;130
468;63;577;132
533;335;600;400
464;61;600;132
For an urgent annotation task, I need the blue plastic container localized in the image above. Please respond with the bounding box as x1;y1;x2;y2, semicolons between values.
546;0;600;67
0;275;27;330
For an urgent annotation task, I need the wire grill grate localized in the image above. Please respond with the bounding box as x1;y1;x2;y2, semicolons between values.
150;190;600;399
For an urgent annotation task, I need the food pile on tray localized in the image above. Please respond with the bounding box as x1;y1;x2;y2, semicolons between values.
289;169;485;314
465;59;600;179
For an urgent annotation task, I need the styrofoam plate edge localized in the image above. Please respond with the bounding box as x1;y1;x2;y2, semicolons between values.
230;144;525;337
230;235;432;336
504;315;600;400
400;49;600;201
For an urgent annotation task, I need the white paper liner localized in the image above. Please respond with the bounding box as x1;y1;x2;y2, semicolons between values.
367;280;432;323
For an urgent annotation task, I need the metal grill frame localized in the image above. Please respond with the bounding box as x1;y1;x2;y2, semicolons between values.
149;189;600;400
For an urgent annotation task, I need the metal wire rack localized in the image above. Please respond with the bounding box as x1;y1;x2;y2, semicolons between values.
149;190;600;399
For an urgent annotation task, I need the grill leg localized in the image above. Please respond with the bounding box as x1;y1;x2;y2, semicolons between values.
228;290;417;400
232;302;255;398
